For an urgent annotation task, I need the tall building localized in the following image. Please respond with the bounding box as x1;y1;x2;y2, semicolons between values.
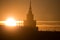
24;0;38;31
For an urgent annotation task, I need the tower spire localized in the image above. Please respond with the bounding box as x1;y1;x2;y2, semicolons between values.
29;0;31;10
27;0;34;20
29;0;32;14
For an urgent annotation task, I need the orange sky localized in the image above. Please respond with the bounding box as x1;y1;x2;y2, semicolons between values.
0;0;60;21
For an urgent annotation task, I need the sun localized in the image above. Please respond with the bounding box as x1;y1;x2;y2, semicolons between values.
4;18;17;26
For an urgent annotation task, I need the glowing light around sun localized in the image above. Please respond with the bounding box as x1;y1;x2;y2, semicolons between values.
4;18;16;26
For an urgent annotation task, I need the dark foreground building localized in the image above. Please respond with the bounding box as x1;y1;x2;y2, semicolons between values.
0;0;60;40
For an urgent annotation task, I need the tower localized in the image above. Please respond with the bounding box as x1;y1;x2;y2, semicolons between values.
24;0;38;31
27;0;34;21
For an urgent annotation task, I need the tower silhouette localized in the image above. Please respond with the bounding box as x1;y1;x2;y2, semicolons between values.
27;0;34;21
24;0;38;31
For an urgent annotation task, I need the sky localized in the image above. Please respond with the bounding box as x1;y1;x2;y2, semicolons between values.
0;0;60;21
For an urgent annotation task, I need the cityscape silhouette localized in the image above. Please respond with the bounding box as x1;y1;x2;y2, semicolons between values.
0;0;60;40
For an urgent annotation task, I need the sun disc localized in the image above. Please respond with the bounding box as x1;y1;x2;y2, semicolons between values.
4;18;16;26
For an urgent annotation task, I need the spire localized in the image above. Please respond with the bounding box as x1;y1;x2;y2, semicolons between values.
27;0;34;20
29;0;31;10
29;0;32;14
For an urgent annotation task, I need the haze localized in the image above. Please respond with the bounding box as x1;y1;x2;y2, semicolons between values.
0;0;60;21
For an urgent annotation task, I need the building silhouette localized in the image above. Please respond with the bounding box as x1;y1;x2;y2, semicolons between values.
24;0;38;32
18;0;38;40
0;0;60;40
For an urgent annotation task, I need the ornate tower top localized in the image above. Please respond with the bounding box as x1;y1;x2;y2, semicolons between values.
27;0;34;21
24;0;38;31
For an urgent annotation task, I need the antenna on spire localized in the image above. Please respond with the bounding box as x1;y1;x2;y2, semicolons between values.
29;0;31;9
30;0;31;6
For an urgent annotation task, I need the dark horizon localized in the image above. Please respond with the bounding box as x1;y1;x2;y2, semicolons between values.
0;0;60;40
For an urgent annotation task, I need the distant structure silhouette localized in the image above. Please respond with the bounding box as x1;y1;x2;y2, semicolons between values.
18;0;38;40
0;0;60;40
24;0;38;31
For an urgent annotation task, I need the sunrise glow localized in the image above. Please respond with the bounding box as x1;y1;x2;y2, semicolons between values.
4;18;17;26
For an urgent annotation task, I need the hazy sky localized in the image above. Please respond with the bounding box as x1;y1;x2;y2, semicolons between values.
0;0;60;21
